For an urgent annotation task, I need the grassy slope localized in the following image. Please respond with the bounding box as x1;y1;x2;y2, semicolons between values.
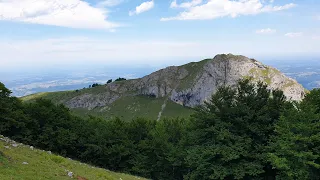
71;95;194;120
22;91;194;121
22;85;110;104
0;136;146;180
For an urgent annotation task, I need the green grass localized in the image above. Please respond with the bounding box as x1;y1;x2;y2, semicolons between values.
71;95;194;121
283;80;296;89
21;86;113;104
161;100;194;119
248;67;276;85
22;91;77;104
22;89;194;121
0;136;146;180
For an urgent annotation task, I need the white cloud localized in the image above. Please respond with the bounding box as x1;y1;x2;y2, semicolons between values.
129;0;154;16
312;36;320;40
0;0;119;29
0;37;203;68
1;36;320;69
285;32;303;38
170;0;202;9
161;0;296;21
256;28;276;34
96;0;124;7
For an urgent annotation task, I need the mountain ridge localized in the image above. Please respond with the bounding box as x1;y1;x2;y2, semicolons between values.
22;54;306;119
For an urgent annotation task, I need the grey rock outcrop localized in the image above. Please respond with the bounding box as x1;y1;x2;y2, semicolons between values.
170;54;305;107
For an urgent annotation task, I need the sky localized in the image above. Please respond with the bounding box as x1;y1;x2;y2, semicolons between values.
0;0;320;70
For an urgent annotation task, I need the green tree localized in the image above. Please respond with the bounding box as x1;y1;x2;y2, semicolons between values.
127;118;156;177
0;82;11;97
107;79;112;84
115;78;126;82
22;99;79;156
185;79;287;179
130;118;187;180
268;91;320;179
303;89;320;113
0;82;28;140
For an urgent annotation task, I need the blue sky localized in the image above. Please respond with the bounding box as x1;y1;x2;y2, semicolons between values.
0;0;320;70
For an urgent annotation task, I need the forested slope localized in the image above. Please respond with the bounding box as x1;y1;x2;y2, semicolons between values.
1;80;319;179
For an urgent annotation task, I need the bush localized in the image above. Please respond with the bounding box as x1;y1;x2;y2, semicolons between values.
115;78;126;82
106;79;112;84
91;83;101;88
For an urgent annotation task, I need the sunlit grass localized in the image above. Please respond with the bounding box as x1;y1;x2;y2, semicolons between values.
0;136;146;180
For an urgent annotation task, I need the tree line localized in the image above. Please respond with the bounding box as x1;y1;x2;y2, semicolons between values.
0;80;319;180
87;77;127;88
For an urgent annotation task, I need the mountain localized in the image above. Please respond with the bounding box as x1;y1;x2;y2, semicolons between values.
0;135;145;180
22;54;306;120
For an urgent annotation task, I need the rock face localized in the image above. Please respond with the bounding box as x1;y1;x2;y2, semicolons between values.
65;54;306;109
169;54;305;107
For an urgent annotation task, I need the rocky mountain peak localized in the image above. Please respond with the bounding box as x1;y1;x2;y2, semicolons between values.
59;54;306;110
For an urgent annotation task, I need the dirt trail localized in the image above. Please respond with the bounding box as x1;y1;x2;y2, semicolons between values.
157;72;181;121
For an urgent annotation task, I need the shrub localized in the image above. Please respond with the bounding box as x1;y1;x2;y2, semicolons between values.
114;78;126;82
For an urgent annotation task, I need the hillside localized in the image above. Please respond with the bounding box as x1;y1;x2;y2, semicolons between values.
0;135;146;180
22;54;306;120
1;80;319;180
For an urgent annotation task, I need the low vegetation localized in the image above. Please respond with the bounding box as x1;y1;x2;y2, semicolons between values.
22;88;194;121
0;136;145;180
107;79;113;84
90;83;102;88
115;77;127;82
71;95;194;120
1;80;319;179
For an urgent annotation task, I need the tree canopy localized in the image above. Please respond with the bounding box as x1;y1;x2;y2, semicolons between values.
115;77;126;82
0;80;319;180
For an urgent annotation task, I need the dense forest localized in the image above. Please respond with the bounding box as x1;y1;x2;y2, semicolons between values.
0;80;319;180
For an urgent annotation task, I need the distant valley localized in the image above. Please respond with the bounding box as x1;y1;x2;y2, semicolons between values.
266;59;320;90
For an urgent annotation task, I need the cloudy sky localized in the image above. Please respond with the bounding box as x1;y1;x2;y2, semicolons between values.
1;0;320;70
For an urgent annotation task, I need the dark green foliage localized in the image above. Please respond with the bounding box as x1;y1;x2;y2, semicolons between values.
303;89;320;113
107;79;113;84
115;77;126;82
185;79;287;179
91;83;101;88
0;82;29;140
130;118;188;180
268;91;320;179
22;99;79;156
0;82;11;97
0;81;319;180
